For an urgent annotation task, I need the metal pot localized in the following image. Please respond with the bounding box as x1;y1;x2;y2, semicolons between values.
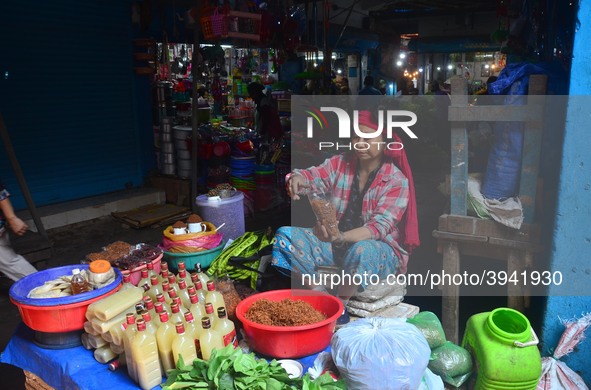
177;150;191;159
160;132;172;143
161;152;175;164
177;168;191;179
161;163;176;175
161;142;175;154
173;126;192;140
177;158;192;170
175;139;188;151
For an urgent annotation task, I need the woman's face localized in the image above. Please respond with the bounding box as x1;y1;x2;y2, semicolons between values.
352;124;385;163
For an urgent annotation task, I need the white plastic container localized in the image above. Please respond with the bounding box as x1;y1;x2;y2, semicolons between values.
195;191;245;240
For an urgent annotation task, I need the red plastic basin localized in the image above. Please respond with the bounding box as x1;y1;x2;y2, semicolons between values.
235;289;343;358
10;265;122;333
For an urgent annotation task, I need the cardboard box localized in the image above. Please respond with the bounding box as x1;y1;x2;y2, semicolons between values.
149;175;191;206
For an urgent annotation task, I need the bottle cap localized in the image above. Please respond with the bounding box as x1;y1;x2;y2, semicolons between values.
184;311;194;322
169;288;178;299
147;261;154;270
189;293;198;304
122;274;131;283
108;359;121;371
217;307;227;318
178;270;187;279
191;273;198;283
178;261;186;271
168;275;176;283
155;302;164;313
141;269;149;277
156;293;165;302
175;322;185;334
171;302;180;313
178;279;187;289
161;261;168;271
161;270;169;278
162;281;170;291
195;280;203;290
206;281;215;291
195;263;203;273
89;260;111;274
173;297;182;307
136;319;146;331
159;312;169;322
205;303;214;314
126;313;136;324
201;317;211;329
150;275;159;285
187;286;196;295
141;310;152;322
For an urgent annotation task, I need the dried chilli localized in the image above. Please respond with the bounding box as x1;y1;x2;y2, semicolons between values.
245;298;327;326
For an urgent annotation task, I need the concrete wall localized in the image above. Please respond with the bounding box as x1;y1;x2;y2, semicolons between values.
541;0;591;384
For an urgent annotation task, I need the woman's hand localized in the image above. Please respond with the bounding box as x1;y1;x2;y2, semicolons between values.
313;221;345;245
7;216;28;236
286;174;309;200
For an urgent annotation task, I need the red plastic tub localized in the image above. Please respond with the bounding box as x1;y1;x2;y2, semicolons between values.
235;289;343;358
10;265;122;333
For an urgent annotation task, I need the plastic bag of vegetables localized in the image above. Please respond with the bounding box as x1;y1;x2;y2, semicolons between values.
331;317;430;390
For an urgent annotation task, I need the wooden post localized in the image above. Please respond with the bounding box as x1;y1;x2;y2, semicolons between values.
0;114;48;240
191;12;201;214
449;77;468;216
442;241;460;343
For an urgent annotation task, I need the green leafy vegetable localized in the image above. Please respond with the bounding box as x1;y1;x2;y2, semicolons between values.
162;345;347;389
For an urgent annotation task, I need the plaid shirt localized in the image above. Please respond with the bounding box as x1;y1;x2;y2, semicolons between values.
293;153;410;273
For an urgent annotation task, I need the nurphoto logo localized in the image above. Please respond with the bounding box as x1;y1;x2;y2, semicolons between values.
305;107;418;151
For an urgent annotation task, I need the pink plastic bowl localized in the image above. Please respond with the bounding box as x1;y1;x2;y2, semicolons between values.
120;253;163;286
235;289;343;358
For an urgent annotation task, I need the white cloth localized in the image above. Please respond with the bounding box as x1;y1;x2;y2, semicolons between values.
0;231;37;281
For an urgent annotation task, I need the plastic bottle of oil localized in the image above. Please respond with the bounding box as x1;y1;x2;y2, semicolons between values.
183;311;203;356
146;261;158;280
169;302;186;326
215;307;238;348
155;293;171;314
160;281;173;304
86;284;145;322
137;269;151;292
177;279;192;309
199;317;224;361
122;313;138;383
131;318;162;390
140;310;158;335
191;278;207;305
177;268;188;283
188;293;206;329
171;322;198;367
205;281;226;314
176;261;187;279
167;274;179;294
143;296;157;322
204;303;218;328
155;311;176;376
193;263;210;288
158;268;170;285
146;275;162;303
70;268;91;295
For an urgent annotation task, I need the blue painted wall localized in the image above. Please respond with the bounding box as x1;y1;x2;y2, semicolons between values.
541;0;591;384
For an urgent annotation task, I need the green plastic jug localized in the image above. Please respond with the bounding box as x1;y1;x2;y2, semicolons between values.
462;308;542;389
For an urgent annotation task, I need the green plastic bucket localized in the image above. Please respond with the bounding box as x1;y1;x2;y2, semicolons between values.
462;308;542;389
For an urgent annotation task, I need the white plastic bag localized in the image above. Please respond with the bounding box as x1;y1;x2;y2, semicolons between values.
537;313;591;390
331;317;430;390
418;368;444;390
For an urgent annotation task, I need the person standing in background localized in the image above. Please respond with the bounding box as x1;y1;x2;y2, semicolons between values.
0;181;37;281
359;76;382;95
247;82;284;144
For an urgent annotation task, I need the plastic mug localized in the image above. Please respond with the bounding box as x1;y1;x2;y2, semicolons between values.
188;222;207;233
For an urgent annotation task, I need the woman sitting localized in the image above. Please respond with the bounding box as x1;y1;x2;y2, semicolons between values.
272;111;419;324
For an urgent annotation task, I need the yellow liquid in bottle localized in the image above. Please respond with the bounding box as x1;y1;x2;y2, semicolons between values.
122;320;138;383
199;319;224;361
155;314;176;376
87;287;144;322
214;309;238;348
131;323;162;390
205;281;226;315
171;323;198;366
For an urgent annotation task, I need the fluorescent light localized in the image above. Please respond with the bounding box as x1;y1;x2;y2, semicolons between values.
396;61;403;67
399;53;406;59
447;64;453;70
437;66;441;71
418;68;424;73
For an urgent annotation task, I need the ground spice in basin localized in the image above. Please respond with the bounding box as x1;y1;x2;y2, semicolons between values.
245;298;327;326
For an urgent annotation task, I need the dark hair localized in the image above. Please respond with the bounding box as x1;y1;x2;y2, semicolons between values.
247;82;264;96
363;76;374;86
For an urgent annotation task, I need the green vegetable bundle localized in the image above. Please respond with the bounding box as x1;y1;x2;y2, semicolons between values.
206;230;274;290
163;345;347;390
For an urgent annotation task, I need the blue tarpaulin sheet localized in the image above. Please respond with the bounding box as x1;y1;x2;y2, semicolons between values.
1;323;326;389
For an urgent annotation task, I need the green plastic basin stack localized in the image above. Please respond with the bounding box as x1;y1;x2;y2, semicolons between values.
462;307;542;389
